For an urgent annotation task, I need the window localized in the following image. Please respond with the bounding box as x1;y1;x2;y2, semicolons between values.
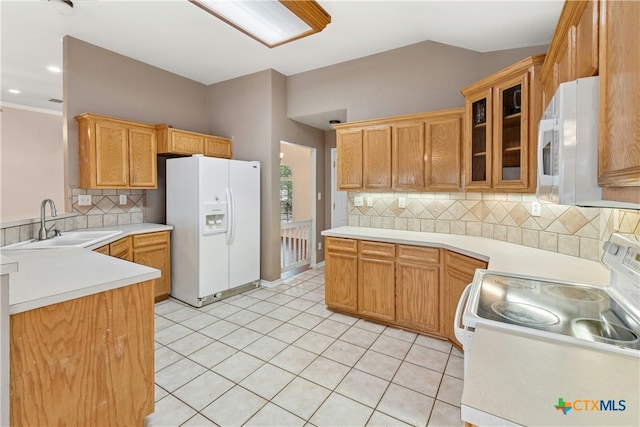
280;164;293;221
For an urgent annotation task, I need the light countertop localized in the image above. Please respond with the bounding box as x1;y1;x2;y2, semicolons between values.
1;223;172;314
462;323;640;426
321;226;610;285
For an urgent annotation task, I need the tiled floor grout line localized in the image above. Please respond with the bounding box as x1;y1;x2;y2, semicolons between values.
151;268;464;426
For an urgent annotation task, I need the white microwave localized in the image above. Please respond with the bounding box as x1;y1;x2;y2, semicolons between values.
537;76;639;209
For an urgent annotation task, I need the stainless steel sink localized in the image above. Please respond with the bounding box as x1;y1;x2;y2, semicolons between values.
5;230;123;249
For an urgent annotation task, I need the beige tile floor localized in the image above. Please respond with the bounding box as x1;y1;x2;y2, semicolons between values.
146;268;465;427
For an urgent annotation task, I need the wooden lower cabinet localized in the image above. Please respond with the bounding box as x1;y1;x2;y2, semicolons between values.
324;237;486;346
325;237;358;313
444;251;488;349
396;246;441;334
132;231;171;302
10;280;155;426
94;231;171;302
358;241;396;323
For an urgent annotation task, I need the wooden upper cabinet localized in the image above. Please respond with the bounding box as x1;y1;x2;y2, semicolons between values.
363;126;392;189
77;113;157;189
598;0;640;199
336;108;463;192
156;125;232;159
541;1;599;110
462;55;543;193
336;128;363;190
425;109;463;191
392;121;425;190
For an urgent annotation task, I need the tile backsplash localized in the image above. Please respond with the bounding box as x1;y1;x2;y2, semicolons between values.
0;189;145;246
347;191;640;262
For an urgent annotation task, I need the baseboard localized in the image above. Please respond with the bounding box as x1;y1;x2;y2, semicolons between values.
312;261;325;269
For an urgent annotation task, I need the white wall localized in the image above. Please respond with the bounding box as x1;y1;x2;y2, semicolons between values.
0;106;65;221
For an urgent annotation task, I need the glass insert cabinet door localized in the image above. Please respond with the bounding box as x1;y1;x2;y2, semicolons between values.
466;89;493;190
493;74;528;189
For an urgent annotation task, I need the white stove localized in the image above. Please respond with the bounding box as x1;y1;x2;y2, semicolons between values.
455;233;640;374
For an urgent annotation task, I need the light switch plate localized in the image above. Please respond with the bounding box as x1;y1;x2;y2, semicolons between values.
354;196;364;207
78;195;92;206
366;196;373;206
398;197;406;209
119;195;128;205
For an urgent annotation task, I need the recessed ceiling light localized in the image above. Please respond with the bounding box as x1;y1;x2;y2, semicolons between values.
9;89;21;94
47;66;62;73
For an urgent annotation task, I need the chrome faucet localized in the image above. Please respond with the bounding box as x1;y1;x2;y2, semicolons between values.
38;199;59;240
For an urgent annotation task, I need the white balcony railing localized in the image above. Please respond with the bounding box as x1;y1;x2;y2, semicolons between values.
280;220;311;272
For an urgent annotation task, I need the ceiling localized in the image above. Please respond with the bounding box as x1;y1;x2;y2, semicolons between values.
1;0;563;129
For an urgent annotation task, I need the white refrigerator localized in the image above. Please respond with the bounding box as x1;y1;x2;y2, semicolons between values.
166;155;261;307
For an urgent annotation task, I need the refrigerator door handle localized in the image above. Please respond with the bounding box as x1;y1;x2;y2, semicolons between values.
226;187;235;245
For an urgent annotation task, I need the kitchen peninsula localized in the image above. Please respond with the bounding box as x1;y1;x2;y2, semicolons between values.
3;224;168;426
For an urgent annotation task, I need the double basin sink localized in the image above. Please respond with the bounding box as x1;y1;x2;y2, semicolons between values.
5;230;123;249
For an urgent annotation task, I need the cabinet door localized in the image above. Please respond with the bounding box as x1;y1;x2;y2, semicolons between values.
95;121;129;187
134;245;170;302
205;136;232;159
128;127;157;188
573;0;599;78
464;89;493;190
396;260;440;334
425;113;462;191
325;237;358;313
598;0;640;192
336;129;363;190
358;241;395;322
554;32;573;87
392;121;425;191
363;126;392;189
443;251;488;349
109;236;132;261
170;130;204;154
492;73;529;190
133;232;171;302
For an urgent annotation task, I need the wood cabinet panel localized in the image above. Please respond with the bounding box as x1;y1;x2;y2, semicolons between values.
444;251;488;350
171;131;204;154
392;121;425;190
10;281;155;426
205;136;232;159
336;129;363;190
397;245;439;264
95;121;129;187
325;237;358;313
598;0;640;189
133;231;171;302
358;241;395;323
77;113;157;189
426;113;463;191
94;244;110;255
574;0;599;78
363;126;392;189
128;127;157;187
109;236;132;261
396;260;440;334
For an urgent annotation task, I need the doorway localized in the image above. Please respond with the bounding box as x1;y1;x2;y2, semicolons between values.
280;142;316;274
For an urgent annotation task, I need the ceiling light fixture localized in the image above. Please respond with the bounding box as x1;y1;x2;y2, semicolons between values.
190;0;331;48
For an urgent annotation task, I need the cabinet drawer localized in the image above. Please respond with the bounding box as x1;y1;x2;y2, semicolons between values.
397;245;439;264
205;137;232;159
170;131;204;154
359;240;395;259
133;231;169;248
325;237;358;254
445;251;487;275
